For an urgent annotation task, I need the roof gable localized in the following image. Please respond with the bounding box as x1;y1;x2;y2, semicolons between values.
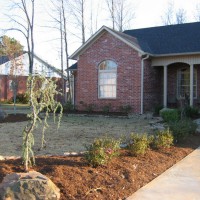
0;56;9;65
69;26;144;60
0;53;67;79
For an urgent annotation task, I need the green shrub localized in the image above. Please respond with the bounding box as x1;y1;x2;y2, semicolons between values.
3;99;13;104
153;129;173;149
169;119;197;142
119;105;132;113
102;104;112;113
160;109;180;123
84;137;121;167
83;103;96;112
128;133;151;156
184;106;199;118
10;93;29;104
63;101;74;112
154;105;163;115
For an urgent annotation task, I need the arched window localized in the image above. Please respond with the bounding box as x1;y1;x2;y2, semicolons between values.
98;60;117;98
177;67;197;98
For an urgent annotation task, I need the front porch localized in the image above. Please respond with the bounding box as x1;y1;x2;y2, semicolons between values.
152;54;200;108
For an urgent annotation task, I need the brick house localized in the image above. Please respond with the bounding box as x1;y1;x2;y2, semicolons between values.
0;53;66;101
69;22;200;114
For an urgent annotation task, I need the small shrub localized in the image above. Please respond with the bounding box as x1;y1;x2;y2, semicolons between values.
128;133;151;156
102;103;112;113
154;105;163;115
119;105;132;113
79;101;84;105
10;93;29;104
184;106;199;118
169;119;197;142
63;101;74;112
160;109;180;123
153;129;174;149
84;137;121;167
83;103;96;112
3;99;13;104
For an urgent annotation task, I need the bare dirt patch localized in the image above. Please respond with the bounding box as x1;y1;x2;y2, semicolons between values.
0;113;200;199
0;113;155;156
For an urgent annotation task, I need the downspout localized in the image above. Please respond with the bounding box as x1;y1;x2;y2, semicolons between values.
141;54;149;114
72;73;75;106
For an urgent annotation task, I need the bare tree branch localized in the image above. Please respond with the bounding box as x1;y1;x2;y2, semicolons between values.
105;0;135;31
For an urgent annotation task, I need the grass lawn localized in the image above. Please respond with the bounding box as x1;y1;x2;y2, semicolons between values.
0;103;30;109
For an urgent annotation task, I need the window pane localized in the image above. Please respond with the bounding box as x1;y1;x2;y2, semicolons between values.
99;60;117;71
99;73;116;85
98;60;117;98
99;85;116;98
177;68;197;98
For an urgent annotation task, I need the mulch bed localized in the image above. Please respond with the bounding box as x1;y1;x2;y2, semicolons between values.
0;113;200;199
0;114;29;123
0;134;200;200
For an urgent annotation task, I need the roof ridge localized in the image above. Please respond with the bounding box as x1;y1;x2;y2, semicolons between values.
124;21;200;32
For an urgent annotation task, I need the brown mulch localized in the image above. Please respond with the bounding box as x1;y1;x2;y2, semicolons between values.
0;135;200;200
0;114;200;199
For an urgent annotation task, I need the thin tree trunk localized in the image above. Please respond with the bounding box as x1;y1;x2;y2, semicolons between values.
61;0;71;101
60;10;65;104
81;0;85;44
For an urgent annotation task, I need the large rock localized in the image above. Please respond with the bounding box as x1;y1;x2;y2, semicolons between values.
0;108;7;120
0;171;60;200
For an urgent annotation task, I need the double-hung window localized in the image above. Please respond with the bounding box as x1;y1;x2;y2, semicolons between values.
98;60;117;98
177;68;197;98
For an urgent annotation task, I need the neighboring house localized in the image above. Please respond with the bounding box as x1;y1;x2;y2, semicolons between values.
0;52;67;101
68;22;200;114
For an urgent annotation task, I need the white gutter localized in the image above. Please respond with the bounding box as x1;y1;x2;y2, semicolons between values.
141;54;149;114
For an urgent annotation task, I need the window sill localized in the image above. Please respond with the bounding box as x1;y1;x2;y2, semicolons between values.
98;97;117;100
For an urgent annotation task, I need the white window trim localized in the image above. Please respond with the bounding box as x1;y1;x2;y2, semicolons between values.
98;61;117;99
176;67;197;99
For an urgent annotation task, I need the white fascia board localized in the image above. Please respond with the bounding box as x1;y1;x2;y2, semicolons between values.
152;51;200;57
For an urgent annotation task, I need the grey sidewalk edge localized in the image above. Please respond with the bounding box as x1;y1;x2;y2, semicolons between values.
126;146;200;200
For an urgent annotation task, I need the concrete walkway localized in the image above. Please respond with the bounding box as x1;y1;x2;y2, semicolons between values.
127;147;200;200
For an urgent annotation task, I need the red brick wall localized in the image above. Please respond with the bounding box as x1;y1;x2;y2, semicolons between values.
0;75;63;102
75;32;142;113
143;60;163;111
0;75;8;100
0;75;27;101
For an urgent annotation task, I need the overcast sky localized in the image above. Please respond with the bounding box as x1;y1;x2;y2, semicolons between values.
0;0;200;68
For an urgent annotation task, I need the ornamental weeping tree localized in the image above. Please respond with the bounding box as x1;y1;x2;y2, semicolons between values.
22;74;63;172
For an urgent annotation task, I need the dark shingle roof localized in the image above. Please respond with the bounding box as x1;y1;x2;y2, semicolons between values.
123;22;200;55
67;62;77;70
0;56;9;65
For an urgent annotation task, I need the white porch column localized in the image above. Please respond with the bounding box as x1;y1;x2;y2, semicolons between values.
163;65;168;108
190;64;194;106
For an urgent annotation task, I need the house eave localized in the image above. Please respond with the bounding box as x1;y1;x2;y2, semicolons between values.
66;68;77;71
69;26;145;60
152;51;200;57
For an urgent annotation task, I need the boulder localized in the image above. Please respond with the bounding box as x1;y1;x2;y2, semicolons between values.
0;171;60;200
0;155;4;160
0;108;7;120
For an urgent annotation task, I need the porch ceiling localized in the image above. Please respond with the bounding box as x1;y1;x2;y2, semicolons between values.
151;54;200;67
